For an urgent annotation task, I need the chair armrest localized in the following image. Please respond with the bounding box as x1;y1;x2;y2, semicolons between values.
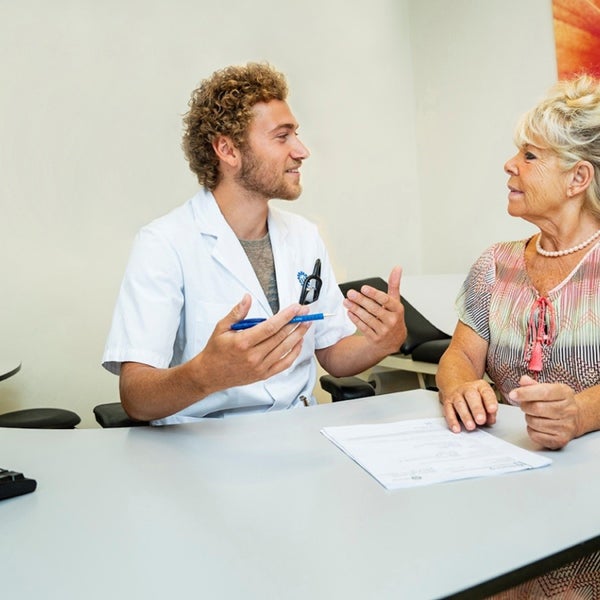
319;375;376;402
0;408;81;429
410;338;451;363
93;403;149;428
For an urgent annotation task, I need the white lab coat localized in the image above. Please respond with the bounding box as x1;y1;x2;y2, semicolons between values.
102;189;355;424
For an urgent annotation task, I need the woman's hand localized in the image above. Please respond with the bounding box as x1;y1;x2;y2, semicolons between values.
440;380;499;433
509;375;583;449
436;322;496;433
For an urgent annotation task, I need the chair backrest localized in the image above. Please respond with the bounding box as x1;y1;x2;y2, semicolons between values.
338;277;451;355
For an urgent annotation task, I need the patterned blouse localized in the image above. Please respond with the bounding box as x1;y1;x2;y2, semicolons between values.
456;238;600;402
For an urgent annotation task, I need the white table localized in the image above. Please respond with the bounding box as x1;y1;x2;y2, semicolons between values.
1;389;598;599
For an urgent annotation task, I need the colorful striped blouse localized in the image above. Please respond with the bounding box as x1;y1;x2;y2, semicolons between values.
456;238;600;402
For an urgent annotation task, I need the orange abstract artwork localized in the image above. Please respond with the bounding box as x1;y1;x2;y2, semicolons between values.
553;0;600;78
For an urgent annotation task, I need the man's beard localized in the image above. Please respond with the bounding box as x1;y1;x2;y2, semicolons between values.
236;148;302;200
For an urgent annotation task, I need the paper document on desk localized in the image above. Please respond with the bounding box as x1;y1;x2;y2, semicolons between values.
321;417;552;490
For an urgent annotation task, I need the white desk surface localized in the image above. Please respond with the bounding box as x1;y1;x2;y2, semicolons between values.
1;389;598;600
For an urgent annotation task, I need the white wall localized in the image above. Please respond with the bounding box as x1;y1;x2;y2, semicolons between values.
409;0;557;271
0;0;558;426
1;0;418;426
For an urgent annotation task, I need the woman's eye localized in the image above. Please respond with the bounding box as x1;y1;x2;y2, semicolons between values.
524;151;537;160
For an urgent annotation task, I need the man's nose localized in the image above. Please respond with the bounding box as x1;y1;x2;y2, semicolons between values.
292;138;310;160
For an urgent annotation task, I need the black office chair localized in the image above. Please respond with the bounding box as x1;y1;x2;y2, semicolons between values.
93;403;149;428
320;276;452;402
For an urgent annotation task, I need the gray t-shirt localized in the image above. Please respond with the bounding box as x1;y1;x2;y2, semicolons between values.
239;233;279;314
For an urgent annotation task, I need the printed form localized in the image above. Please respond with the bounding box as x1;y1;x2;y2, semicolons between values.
321;417;552;490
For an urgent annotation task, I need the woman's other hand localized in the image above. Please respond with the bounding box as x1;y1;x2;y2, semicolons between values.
509;375;583;449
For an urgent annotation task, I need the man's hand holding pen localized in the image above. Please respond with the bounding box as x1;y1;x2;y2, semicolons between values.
342;266;407;359
189;295;312;395
193;257;325;394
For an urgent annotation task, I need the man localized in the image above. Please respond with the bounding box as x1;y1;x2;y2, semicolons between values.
102;62;406;425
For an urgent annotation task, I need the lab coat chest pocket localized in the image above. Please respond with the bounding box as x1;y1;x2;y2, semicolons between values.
193;301;232;352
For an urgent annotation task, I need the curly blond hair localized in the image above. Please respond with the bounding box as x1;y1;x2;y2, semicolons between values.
514;74;600;219
182;62;288;190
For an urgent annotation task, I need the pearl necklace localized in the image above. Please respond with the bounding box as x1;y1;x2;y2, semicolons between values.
535;228;600;257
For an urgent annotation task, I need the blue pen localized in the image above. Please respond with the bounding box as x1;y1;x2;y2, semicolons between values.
231;313;333;331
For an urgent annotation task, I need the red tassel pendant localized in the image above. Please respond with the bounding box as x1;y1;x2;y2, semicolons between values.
525;296;556;373
528;340;543;372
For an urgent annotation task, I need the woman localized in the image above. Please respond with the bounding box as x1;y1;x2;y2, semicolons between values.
437;75;600;450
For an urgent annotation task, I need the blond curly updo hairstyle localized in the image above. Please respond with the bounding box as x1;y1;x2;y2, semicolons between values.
182;62;288;191
514;74;600;219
